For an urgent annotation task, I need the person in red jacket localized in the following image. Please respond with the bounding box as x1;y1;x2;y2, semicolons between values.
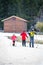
11;34;17;46
20;31;28;47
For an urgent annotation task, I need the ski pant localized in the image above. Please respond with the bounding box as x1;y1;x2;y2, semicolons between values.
12;40;15;46
22;40;26;47
30;37;34;47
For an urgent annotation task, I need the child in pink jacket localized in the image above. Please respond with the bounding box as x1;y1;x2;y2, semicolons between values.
11;34;17;46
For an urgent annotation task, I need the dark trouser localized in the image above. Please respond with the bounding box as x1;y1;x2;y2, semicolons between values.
22;40;26;47
30;37;34;47
12;40;15;46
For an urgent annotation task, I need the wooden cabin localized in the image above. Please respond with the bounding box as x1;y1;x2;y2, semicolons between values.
2;16;28;33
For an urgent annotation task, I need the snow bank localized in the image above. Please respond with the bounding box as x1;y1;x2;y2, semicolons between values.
34;35;43;41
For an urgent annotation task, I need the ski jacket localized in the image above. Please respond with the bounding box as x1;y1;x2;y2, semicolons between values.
11;35;17;41
29;31;36;37
21;32;28;40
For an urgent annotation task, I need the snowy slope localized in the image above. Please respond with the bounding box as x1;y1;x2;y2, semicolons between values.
0;33;43;65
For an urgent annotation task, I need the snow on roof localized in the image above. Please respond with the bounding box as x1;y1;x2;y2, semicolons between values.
2;15;28;23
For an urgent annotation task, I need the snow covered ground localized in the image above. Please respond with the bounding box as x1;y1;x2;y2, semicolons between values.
0;32;43;65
